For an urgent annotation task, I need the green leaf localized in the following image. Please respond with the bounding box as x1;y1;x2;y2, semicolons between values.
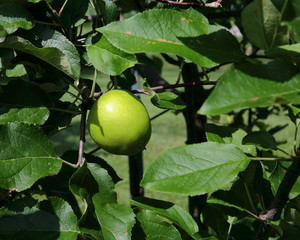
88;36;137;76
0;3;34;34
0;123;62;191
69;162;127;239
0;107;49;125
93;201;136;240
130;197;199;237
136;209;182;240
281;0;300;42
200;61;300;115
0;197;79;239
241;0;289;50
151;92;186;110
141;142;250;195
0;35;79;80
98;8;245;68
69;162;117;207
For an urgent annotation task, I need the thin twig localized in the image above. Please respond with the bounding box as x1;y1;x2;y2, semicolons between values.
150;109;170;121
76;103;88;167
94;80;216;99
156;0;222;8
131;80;216;94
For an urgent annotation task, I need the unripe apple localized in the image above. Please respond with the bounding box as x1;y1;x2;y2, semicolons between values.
87;89;152;156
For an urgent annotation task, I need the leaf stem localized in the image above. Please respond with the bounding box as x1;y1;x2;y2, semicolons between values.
113;76;118;89
89;69;98;98
58;0;70;17
243;181;258;216
294;125;299;154
175;61;184;85
250;157;295;162
47;107;81;115
35;20;61;27
150;109;170;121
61;159;78;168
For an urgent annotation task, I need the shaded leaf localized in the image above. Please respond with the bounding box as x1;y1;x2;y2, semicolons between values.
88;36;137;76
267;43;300;63
136;209;182;240
52;0;89;28
151;92;186;110
200;61;300;115
288;104;300;127
281;0;300;42
0;123;62;191
141;142;250;195
98;8;245;68
0;35;78;80
131;197;199;237
241;0;289;50
202;204;229;238
0;80;53;114
0;3;34;34
20;25;81;79
242;130;278;149
0;197;79;239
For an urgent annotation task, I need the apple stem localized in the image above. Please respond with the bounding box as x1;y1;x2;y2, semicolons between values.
113;76;118;89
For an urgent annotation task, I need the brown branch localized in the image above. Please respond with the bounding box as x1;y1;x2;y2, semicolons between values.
132;80;216;94
76;103;88;168
94;80;216;99
255;155;300;239
156;0;222;8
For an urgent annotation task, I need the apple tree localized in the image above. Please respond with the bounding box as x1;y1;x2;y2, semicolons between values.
0;0;300;239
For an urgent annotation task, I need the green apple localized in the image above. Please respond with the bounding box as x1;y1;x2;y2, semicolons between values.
87;89;152;156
